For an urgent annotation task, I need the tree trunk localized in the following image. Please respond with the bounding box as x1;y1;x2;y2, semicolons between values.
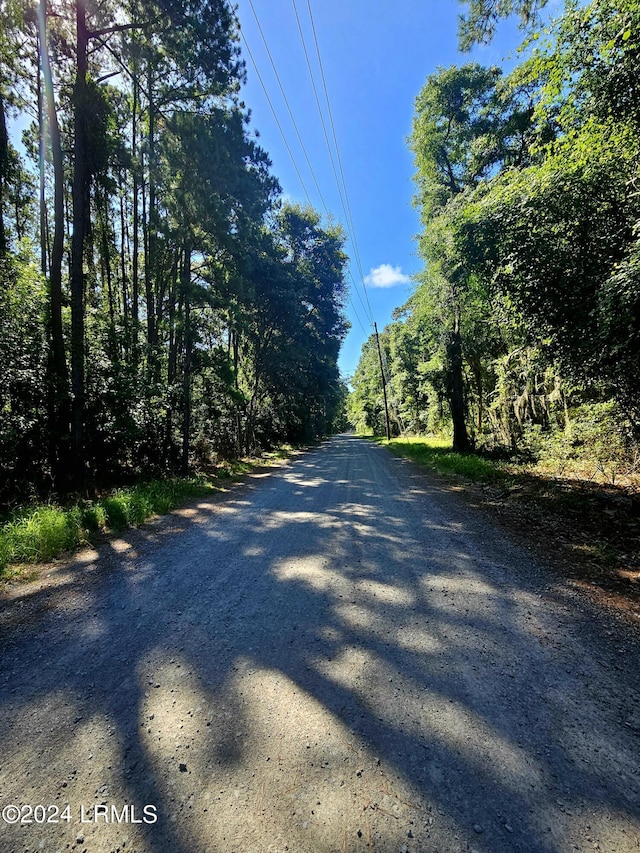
39;0;71;490
36;48;47;276
145;68;158;378
131;68;140;361
118;170;129;337
164;249;179;467
448;305;470;452
233;329;242;453
180;242;192;476
0;91;8;258
70;0;89;488
100;192;115;329
167;251;179;386
471;357;483;433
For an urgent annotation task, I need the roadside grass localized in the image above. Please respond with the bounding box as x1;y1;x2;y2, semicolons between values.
373;435;508;483
0;447;295;582
0;479;212;581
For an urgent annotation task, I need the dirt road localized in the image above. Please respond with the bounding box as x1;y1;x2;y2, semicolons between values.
1;435;639;853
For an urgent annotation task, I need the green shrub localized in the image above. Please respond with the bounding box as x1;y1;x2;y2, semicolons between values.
80;504;107;531
0;477;214;577
380;436;506;483
1;505;79;566
102;495;130;530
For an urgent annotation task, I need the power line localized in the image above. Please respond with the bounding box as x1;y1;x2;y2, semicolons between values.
237;26;314;208
237;3;375;349
290;0;348;218
345;254;375;325
290;0;372;324
348;291;369;336
247;0;330;217
292;0;374;324
240;9;369;331
245;0;364;334
305;0;375;322
345;267;370;335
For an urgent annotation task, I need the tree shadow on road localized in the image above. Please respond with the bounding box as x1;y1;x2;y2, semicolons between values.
1;435;639;853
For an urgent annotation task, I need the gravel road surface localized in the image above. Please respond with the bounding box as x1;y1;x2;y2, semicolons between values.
1;435;640;853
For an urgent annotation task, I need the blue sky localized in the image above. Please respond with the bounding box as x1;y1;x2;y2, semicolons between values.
233;0;528;378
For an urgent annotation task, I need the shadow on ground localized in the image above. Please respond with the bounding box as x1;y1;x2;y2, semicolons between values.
1;436;639;853
380;437;640;610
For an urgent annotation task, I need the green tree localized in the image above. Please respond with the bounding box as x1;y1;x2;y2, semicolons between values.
410;63;534;450
457;0;548;50
455;0;640;433
0;0;350;507
235;206;348;451
0;252;49;502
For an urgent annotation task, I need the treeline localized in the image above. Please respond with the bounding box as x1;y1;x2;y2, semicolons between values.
0;0;348;507
350;0;640;469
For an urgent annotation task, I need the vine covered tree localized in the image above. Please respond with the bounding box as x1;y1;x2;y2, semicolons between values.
353;0;639;463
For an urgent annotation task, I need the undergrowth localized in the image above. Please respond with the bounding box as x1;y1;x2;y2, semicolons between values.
0;449;296;581
0;479;212;579
375;435;507;483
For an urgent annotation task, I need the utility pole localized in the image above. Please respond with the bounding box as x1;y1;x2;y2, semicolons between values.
374;322;391;440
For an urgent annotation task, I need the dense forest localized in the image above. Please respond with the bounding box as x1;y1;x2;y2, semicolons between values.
3;0;639;517
350;0;640;474
0;0;350;508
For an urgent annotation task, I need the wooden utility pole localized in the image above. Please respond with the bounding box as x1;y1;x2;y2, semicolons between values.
374;322;391;440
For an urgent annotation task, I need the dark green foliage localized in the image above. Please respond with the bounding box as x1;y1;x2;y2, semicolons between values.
453;0;640;432
0;254;49;503
457;0;548;50
0;0;348;512
458;141;638;403
353;0;640;466
407;62;536;450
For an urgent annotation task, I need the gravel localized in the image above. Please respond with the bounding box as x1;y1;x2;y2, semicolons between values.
1;434;639;852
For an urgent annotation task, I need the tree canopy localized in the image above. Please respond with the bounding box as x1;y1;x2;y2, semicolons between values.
351;0;640;464
0;0;349;505
457;0;549;49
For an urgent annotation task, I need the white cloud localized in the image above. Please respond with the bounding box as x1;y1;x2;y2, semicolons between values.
363;264;411;288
